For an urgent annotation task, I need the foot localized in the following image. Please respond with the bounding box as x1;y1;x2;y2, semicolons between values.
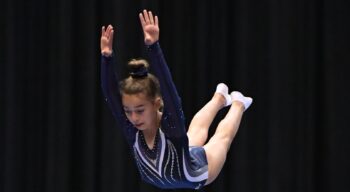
215;83;232;107
230;91;253;111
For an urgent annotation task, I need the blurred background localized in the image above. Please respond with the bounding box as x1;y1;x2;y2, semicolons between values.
1;0;349;191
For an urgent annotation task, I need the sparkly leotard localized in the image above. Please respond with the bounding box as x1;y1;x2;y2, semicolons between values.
101;42;208;189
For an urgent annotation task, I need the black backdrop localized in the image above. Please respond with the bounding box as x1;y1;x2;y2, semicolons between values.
1;0;350;192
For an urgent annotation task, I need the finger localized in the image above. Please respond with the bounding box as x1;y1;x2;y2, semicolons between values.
110;29;114;43
107;25;113;32
101;26;105;36
155;16;159;27
105;25;110;38
139;13;146;27
143;9;150;24
107;25;113;38
149;11;154;24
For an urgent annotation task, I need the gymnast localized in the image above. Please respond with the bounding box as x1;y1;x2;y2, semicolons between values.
100;9;252;190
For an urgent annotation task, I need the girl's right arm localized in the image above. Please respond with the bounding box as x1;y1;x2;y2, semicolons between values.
100;25;136;145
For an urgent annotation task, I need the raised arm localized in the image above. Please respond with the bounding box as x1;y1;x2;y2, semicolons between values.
100;25;136;145
139;10;187;139
100;24;118;108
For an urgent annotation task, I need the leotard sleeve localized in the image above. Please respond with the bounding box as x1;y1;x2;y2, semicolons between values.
101;54;137;145
147;42;188;140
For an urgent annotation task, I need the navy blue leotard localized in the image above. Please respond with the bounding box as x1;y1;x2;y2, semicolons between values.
101;42;208;189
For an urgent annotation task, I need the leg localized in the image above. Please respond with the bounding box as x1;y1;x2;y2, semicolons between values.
187;84;231;147
203;102;244;185
204;92;252;185
187;93;225;146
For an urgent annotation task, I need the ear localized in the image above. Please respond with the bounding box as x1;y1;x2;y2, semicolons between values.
154;96;162;110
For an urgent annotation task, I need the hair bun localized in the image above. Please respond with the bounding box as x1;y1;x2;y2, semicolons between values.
128;59;149;78
129;64;148;78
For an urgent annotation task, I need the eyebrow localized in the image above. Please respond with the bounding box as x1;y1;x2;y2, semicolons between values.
123;105;145;109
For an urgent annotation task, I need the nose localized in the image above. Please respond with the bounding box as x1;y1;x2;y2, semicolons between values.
129;112;140;123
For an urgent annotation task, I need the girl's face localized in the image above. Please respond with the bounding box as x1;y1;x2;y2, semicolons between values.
122;93;161;131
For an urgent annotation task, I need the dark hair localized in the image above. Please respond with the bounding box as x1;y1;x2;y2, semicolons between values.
119;59;161;102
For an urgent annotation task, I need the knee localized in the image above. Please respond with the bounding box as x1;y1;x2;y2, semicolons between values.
205;134;232;156
188;128;208;146
188;127;208;137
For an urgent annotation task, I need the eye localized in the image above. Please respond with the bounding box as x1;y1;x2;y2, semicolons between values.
135;109;144;114
124;110;131;116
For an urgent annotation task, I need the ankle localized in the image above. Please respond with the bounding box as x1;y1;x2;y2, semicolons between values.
230;91;253;111
232;101;245;111
213;93;227;108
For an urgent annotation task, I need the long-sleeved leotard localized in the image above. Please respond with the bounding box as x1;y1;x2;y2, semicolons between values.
101;42;208;189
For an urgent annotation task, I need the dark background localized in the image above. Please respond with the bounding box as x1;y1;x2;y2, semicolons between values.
1;0;349;191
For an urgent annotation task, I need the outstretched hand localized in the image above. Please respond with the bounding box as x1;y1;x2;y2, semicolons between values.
139;10;159;45
101;25;114;56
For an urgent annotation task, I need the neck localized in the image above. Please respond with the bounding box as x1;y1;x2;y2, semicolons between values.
142;111;161;149
142;128;157;150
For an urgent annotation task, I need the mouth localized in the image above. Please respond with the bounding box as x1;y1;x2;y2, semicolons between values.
134;123;144;128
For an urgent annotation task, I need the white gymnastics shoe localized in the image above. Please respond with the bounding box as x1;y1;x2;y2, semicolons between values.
215;83;232;107
230;91;253;111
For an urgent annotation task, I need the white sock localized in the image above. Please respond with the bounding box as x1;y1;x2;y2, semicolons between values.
215;83;232;107
230;91;253;111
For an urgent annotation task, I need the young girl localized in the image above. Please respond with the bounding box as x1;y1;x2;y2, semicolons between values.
100;10;252;190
